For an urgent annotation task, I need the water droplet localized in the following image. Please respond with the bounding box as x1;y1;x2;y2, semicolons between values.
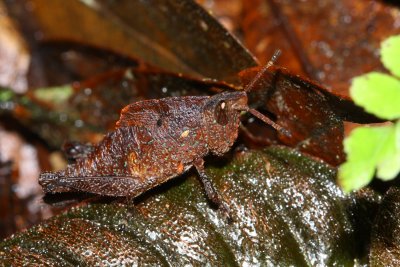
74;119;84;128
84;88;92;95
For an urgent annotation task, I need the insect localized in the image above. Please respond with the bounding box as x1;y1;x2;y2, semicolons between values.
39;53;286;217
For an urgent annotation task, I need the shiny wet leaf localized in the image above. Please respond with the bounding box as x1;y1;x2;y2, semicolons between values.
0;147;357;265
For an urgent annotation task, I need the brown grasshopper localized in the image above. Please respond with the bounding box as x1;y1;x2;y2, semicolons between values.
39;53;286;217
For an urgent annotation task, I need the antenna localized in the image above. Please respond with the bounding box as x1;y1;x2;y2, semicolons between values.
244;49;281;93
243;50;291;137
248;108;291;136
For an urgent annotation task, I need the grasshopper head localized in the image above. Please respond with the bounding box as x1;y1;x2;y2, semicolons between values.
202;91;248;155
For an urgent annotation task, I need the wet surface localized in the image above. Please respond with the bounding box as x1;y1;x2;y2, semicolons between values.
0;147;357;265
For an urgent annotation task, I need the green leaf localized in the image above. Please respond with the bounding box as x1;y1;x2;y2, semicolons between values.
338;124;400;192
381;35;400;78
350;72;400;120
377;121;400;180
338;127;380;192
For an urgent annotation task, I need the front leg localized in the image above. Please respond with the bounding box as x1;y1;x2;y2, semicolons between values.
193;158;232;221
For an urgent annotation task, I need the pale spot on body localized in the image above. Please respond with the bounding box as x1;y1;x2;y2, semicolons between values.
129;151;137;163
180;129;190;138
128;151;142;176
177;162;184;173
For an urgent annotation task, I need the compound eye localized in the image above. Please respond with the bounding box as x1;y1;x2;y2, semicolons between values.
214;101;228;125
